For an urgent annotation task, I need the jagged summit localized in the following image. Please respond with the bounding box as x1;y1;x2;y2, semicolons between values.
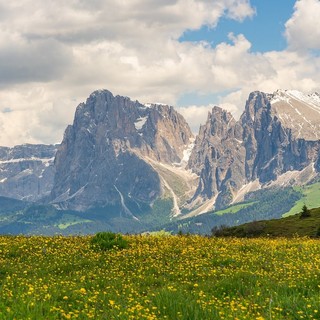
187;90;320;212
268;89;320;140
50;89;194;212
0;88;320;225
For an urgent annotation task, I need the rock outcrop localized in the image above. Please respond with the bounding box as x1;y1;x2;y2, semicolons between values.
188;107;245;208
188;90;320;210
50;90;194;213
0;144;57;201
1;88;319;219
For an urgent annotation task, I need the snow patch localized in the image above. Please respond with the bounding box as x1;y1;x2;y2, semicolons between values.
114;185;139;220
134;116;148;130
0;157;54;165
182;140;195;164
271;89;320;140
231;180;261;204
173;138;195;168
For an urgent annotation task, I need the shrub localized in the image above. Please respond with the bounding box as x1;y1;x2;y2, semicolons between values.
244;221;266;237
211;225;229;237
90;232;129;251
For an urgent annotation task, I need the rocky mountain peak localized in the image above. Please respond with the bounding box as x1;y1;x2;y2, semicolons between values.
0;144;57;201
188;89;320;212
241;91;271;124
188;106;246;209
50;89;193;211
268;89;320;141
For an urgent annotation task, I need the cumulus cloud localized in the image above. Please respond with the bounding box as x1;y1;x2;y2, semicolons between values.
178;105;213;134
0;0;256;146
0;0;320;146
285;0;320;51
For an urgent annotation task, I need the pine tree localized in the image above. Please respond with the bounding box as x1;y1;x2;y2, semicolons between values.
300;204;311;219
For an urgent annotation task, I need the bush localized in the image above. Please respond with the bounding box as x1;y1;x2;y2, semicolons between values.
90;232;129;251
244;221;266;237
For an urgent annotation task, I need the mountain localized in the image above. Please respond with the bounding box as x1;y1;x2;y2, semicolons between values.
0;88;320;235
50;90;196;216
187;106;245;210
0;144;57;201
188;90;320;211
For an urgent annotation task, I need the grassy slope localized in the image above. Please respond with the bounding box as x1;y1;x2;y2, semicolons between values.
283;182;320;217
212;202;255;215
214;206;320;237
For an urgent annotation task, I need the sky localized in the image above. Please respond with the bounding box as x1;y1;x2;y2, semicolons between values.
1;0;320;146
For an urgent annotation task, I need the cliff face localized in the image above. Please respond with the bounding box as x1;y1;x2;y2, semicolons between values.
187;107;245;208
241;91;320;183
1;88;318;219
51;89;320;214
0;144;57;201
188;90;320;210
50;90;194;213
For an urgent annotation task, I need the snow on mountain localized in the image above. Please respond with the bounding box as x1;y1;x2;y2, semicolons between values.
0;144;57;201
134;116;148;130
271;89;320;140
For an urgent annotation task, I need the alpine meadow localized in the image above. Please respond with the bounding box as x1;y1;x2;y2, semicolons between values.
1;1;320;320
1;234;320;320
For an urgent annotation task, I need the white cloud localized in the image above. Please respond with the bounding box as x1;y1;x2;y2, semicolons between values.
0;0;256;146
178;105;213;134
0;0;320;147
285;0;320;51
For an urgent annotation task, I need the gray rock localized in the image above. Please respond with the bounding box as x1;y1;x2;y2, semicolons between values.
188;107;246;209
0;144;57;201
50;90;193;212
188;90;320;210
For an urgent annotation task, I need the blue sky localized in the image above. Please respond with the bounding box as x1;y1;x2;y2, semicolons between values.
177;0;303;110
180;0;296;53
1;0;320;144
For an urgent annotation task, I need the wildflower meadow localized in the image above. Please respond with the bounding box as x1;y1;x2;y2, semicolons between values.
0;234;319;319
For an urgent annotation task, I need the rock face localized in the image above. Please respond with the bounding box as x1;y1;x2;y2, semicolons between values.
0;144;57;201
188;90;320;210
241;91;320;183
50;90;193;212
1;88;319;219
188;107;245;208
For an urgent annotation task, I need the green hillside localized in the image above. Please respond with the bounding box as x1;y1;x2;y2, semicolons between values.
283;182;320;217
213;206;320;237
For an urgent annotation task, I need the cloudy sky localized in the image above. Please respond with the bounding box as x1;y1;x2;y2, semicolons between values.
1;0;320;146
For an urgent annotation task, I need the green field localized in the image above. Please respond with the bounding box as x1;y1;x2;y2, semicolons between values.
283;182;320;217
0;235;320;319
213;202;255;215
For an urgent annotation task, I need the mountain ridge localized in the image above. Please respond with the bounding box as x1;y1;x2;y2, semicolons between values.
0;88;319;233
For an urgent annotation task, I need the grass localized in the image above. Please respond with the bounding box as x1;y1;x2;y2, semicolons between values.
283;182;320;217
54;214;92;230
213;206;320;238
0;235;320;319
212;202;255;215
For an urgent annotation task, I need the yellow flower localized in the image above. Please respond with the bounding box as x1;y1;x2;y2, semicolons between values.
79;288;86;294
